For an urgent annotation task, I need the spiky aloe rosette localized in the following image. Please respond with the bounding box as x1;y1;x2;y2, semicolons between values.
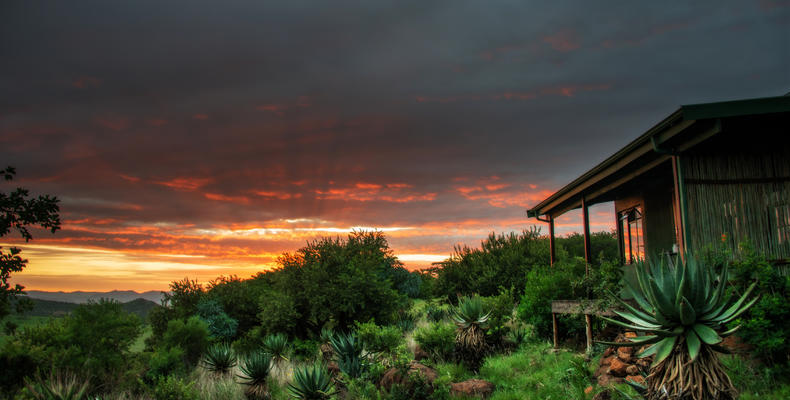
452;296;491;371
601;255;758;400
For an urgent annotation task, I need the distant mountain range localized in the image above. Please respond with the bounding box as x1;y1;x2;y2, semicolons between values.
20;298;159;320
25;290;164;304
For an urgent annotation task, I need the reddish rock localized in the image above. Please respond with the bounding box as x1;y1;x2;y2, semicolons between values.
585;386;594;395
450;379;495;398
379;362;438;391
637;358;651;369
625;365;639;375
617;347;634;362
625;331;637;339
602;347;614;357
608;357;629;377
600;355;615;366
594;365;609;378
413;345;429;361
626;375;646;385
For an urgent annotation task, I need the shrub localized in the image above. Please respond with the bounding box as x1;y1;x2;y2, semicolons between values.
480;288;516;348
152;375;198;400
726;243;790;372
517;260;586;341
147;346;186;380
291;337;320;362
196;298;238;341
414;322;455;362
355;321;404;355
23;371;89;400
161;316;210;367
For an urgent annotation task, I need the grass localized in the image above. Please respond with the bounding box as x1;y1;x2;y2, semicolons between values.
130;324;152;353
477;341;597;400
0;315;50;346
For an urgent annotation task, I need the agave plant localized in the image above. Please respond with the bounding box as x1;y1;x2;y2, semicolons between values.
202;343;237;376
263;333;290;364
452;296;491;371
238;351;274;400
602;254;758;400
24;372;89;400
287;364;336;400
329;331;367;378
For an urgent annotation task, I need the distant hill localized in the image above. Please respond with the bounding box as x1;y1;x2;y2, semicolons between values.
26;290;164;304
18;297;158;320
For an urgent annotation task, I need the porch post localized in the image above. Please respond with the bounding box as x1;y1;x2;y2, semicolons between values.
582;195;592;270
549;215;556;266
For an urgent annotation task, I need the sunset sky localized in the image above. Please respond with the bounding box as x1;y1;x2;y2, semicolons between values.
1;1;788;291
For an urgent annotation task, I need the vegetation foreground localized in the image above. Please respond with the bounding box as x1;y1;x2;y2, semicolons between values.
2;229;789;399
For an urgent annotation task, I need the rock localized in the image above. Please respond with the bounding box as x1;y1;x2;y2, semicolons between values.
593;365;609;378
617;347;634;361
637;358;651;369
602;347;614;357
625;331;637;339
626;375;646;385
449;379;495;398
378;362;438;391
413;345;429;361
600;355;615;366
607;357;629;377
625;365;639;375
585;386;594;395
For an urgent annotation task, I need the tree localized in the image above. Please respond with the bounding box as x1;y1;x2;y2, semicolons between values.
0;166;60;320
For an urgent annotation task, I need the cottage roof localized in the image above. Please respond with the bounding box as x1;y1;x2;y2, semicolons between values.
527;95;790;219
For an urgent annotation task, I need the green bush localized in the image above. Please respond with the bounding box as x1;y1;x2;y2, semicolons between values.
356;321;404;355
726;243;790;374
147;346;186;380
480;288;516;348
517;260;587;342
152;375;198;400
413;322;455;362
160;316;210;367
196;298;238;341
291;337;320;361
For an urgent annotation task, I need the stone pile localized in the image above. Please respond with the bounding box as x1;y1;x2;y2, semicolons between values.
593;331;652;388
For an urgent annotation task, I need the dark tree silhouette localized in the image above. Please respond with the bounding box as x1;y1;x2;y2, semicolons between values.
0;166;60;319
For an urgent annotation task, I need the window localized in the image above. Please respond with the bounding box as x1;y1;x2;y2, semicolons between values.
619;206;644;264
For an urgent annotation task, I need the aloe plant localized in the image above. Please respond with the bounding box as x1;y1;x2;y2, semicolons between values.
24;372;89;400
263;333;290;364
238;351;273;400
602;254;758;400
202;343;237;375
329;331;367;378
287;364;336;400
452;296;491;371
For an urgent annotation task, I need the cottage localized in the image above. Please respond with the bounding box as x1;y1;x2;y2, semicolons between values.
528;94;790;268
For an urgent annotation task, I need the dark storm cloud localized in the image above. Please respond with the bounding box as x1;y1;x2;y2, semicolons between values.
1;1;788;286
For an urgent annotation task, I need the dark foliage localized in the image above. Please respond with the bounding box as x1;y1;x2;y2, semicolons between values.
0;166;60;320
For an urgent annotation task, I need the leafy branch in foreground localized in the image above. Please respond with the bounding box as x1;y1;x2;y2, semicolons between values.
600;254;758;400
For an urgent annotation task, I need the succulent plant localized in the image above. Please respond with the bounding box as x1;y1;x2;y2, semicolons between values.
329;331;367;378
238;351;273;400
287;364;336;400
602;254;758;400
452;296;491;371
24;372;89;400
262;333;290;364
202;343;237;375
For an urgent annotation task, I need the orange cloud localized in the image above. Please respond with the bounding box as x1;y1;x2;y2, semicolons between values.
455;177;553;208
204;192;250;204
253;190;302;200
315;183;436;203
155;177;213;191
